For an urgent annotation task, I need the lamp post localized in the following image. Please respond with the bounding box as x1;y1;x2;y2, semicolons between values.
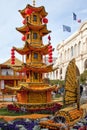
77;76;80;110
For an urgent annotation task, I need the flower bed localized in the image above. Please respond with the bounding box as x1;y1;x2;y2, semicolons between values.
7;102;62;114
72;115;87;130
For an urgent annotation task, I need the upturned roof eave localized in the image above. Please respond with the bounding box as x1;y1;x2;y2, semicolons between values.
19;4;48;18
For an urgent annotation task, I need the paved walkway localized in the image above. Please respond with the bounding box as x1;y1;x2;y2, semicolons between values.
0;114;51;122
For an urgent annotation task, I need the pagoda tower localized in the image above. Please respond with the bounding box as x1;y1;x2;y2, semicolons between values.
8;3;56;107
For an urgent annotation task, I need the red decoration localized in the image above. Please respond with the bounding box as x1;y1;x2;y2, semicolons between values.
49;52;52;56
48;45;52;49
26;27;29;32
48;48;52;53
11;51;15;55
22;19;26;24
42;18;48;24
48;59;53;63
22;36;26;41
48;56;52;59
11;55;15;59
11;61;15;64
11;58;15;61
25;8;32;15
11;48;14;51
77;19;81;23
48;35;51;41
11;48;15;65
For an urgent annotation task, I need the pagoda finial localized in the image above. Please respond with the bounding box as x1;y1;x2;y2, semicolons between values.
33;0;35;6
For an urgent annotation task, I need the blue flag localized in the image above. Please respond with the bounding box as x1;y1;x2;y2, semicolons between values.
73;12;77;20
63;25;71;32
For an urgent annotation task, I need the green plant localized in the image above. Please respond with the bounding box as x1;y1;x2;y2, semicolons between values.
80;70;87;84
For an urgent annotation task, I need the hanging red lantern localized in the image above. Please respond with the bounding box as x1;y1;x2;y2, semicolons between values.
25;8;32;15
11;51;15;55
48;48;52;53
48;45;52;49
11;55;15;59
11;58;15;61
11;58;15;65
22;19;26;24
42;18;48;24
11;61;15;64
48;35;51;41
11;48;15;65
48;56;52;59
49;52;52;56
11;48;14;52
22;36;26;41
48;59;53;63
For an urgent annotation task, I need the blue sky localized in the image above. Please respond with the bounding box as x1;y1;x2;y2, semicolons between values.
0;0;87;63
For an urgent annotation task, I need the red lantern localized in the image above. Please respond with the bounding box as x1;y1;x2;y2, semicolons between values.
48;48;52;53
22;36;26;41
49;52;52;56
42;18;48;24
11;51;15;55
48;45;52;49
11;61;15;64
11;48;15;65
11;55;15;59
48;35;51;41
11;58;15;61
48;59;53;63
11;58;15;64
11;48;14;51
22;19;26;24
25;8;32;15
48;56;52;59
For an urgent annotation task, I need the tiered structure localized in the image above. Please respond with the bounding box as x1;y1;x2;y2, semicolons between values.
8;3;56;107
0;58;26;94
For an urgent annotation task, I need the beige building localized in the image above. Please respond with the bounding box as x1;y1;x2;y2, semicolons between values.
44;57;58;80
56;20;87;80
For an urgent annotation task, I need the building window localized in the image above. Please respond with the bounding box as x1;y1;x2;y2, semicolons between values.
34;72;38;79
33;33;37;39
33;15;37;22
84;59;87;70
71;46;73;57
34;53;38;59
78;42;80;55
60;68;62;74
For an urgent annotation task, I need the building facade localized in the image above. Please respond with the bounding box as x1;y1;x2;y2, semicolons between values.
44;56;58;80
56;21;87;80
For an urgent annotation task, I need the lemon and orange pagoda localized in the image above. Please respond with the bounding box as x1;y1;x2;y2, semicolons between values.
9;2;57;107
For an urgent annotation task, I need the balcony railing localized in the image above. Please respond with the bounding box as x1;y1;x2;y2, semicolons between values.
0;75;26;80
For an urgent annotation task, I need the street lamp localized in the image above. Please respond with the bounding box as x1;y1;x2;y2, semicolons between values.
77;76;80;110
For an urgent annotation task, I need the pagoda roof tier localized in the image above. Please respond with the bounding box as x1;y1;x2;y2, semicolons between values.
16;24;51;36
6;83;56;92
19;4;48;18
12;63;54;73
13;42;51;55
